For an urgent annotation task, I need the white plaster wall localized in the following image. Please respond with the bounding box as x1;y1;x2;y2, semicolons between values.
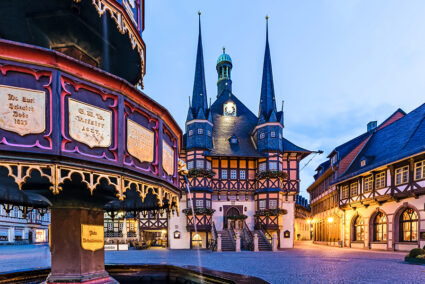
343;195;425;251
168;195;190;249
280;201;295;248
211;200;255;231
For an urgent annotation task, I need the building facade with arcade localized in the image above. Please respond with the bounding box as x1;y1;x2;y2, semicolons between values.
308;105;425;251
165;16;311;251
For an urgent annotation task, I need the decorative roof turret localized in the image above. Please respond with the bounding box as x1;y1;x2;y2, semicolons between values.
257;16;278;125
216;47;233;96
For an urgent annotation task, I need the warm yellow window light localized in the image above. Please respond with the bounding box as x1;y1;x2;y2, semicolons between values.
307;219;311;224
327;217;334;223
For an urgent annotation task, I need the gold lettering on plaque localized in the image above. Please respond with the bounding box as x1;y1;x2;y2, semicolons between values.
68;98;112;148
162;139;174;175
127;119;154;163
0;84;45;136
81;224;104;252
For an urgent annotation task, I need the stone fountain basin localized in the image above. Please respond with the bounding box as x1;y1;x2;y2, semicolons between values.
0;264;269;284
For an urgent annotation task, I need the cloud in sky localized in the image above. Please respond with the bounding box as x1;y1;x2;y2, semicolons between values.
141;1;425;199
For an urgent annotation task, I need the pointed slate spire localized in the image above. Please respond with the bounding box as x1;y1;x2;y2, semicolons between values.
191;11;208;118
258;16;277;123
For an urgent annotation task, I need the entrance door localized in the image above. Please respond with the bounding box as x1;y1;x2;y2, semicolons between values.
225;207;240;229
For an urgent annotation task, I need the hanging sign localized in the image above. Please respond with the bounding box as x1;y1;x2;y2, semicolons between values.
127;119;154;163
0;84;46;136
81;224;104;251
162;139;174;175
68;98;112;148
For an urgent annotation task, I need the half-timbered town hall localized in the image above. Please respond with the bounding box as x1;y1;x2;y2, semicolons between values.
164;15;311;250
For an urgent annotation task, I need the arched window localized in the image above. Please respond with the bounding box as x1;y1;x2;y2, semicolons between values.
192;233;202;248
373;212;387;242
353;216;364;241
400;208;418;242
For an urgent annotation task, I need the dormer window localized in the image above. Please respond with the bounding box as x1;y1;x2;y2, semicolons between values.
331;154;337;165
259;132;265;140
207;130;212;137
198;128;203;135
360;159;366;167
188;130;193;136
229;135;238;145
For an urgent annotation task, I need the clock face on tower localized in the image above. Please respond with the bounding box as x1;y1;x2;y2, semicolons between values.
223;101;236;117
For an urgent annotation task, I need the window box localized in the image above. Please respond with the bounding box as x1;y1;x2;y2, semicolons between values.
182;208;215;216
256;170;287;180
187;169;216;178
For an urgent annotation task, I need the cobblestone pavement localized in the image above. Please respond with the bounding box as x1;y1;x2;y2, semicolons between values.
0;242;424;283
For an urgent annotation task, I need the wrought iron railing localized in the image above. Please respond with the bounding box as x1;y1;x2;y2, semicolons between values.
209;221;218;251
242;221;254;251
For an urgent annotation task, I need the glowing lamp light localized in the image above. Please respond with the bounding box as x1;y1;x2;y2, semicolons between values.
327;217;334;223
161;230;167;234
307;219;311;224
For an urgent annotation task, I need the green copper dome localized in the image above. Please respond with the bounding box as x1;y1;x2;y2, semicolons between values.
217;48;232;66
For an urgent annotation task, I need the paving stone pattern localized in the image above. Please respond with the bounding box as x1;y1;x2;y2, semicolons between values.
0;242;424;283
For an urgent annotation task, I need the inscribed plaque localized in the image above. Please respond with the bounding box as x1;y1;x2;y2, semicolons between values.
68;98;112;148
0;84;46;136
162;139;174;175
127;119;154;163
81;224;104;252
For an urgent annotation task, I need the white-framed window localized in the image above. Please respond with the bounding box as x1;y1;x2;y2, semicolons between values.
271;131;276;138
350;182;358;196
206;161;212;170
230;170;237;179
207;130;212;137
240;170;246;180
259;163;266;172
196;160;204;169
195;199;204;208
360;159;366;167
259;132;265;139
269;200;277;209
331;155;337;166
269;162;278;171
198;128;203;135
129;222;135;231
375;172;386;189
206;200;211;208
119;222;123;231
188;161;194;169
188;130;193;136
364;176;373;193
341;185;349;199
221;170;227;179
107;223;114;231
414;160;425;180
14;207;19;218
259;200;266;210
395;166;409;185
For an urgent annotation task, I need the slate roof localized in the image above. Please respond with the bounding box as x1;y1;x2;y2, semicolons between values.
337;103;425;182
189;14;208;120
207;92;265;157
258;19;277;124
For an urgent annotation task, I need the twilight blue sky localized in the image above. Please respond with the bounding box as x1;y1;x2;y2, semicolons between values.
141;1;425;199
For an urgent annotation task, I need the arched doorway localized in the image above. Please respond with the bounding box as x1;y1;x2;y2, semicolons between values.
225;207;241;229
192;234;202;248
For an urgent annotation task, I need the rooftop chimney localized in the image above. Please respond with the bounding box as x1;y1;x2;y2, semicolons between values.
367;121;377;132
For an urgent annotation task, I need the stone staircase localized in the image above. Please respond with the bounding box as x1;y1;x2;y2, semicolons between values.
216;230;235;251
255;230;272;251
